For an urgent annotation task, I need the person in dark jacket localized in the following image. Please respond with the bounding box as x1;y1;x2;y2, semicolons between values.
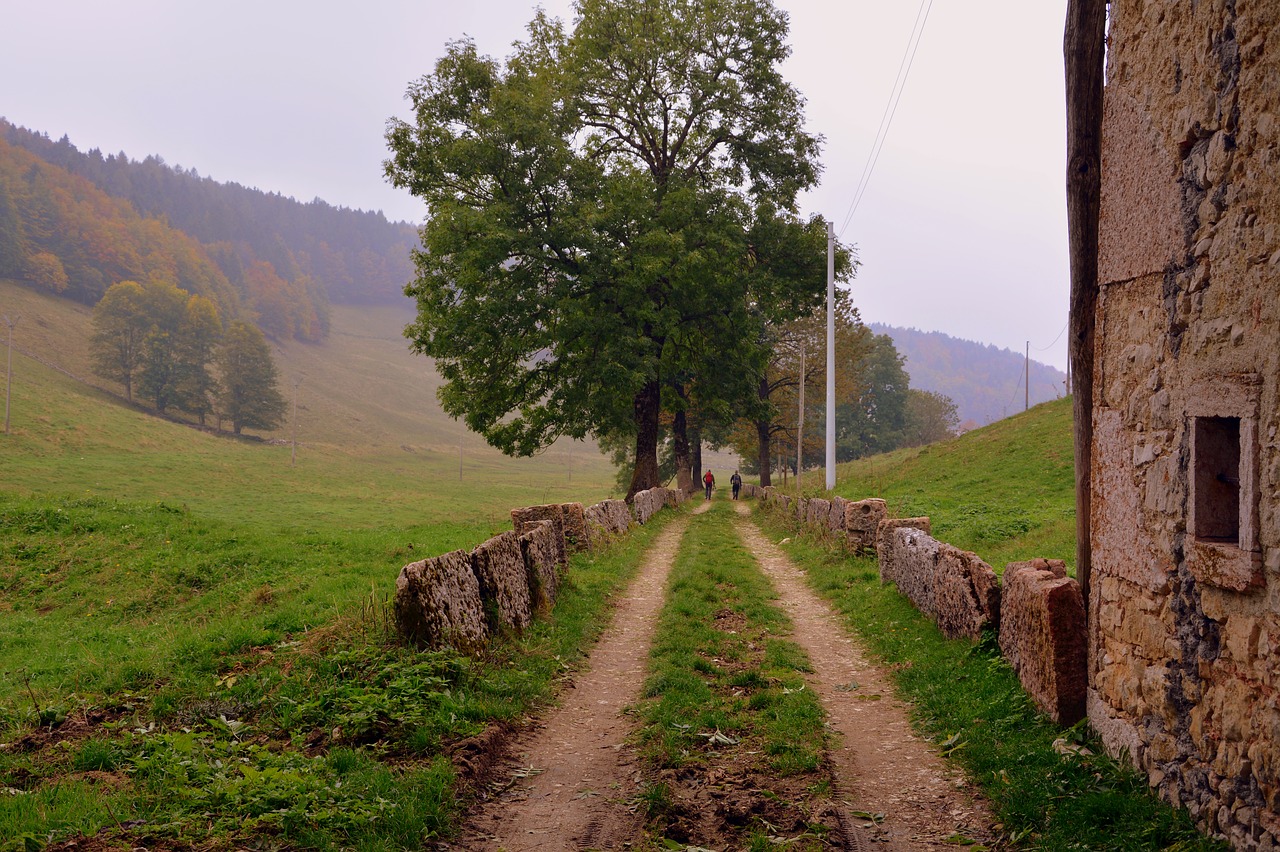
730;470;742;500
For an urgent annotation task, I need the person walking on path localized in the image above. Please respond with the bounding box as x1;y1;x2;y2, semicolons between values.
730;470;743;500
703;469;715;501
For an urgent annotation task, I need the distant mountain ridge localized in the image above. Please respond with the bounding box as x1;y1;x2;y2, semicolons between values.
869;323;1066;427
0;120;418;324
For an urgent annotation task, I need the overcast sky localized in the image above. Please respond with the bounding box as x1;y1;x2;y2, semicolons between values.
2;0;1071;369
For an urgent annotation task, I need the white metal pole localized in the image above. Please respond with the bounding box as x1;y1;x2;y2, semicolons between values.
826;220;835;490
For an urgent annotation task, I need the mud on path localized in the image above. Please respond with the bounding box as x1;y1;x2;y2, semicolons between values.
451;502;712;851
731;502;997;850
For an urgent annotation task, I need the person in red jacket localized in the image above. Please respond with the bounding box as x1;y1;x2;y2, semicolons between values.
703;469;715;501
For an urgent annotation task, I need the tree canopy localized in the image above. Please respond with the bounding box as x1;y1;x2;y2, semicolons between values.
386;0;844;497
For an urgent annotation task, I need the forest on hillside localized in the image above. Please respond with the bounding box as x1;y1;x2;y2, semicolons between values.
0;120;418;342
870;323;1067;427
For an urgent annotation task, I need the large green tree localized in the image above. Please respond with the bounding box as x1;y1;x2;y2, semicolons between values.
89;280;150;401
217;321;285;435
385;0;832;498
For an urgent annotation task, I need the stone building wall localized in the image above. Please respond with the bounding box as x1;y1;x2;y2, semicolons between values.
1090;2;1280;846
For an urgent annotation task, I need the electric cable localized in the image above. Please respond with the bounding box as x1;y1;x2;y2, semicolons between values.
838;0;935;238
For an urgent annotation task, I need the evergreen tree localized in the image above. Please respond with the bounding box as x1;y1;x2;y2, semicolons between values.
218;321;285;435
0;178;26;279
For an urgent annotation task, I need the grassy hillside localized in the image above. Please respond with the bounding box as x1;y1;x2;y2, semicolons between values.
0;277;616;501
832;395;1076;572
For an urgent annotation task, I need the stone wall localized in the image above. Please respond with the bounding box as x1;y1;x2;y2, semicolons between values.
394;496;676;652
1092;2;1280;845
759;489;1082;724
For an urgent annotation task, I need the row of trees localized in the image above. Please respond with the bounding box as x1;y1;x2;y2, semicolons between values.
386;0;853;498
89;279;286;434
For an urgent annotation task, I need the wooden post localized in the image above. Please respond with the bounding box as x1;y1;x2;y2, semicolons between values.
1065;0;1107;608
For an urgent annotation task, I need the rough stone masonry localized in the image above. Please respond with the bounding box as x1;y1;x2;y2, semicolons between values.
1091;2;1280;846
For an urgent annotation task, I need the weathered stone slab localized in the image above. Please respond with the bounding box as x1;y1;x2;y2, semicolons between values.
519;520;561;612
394;549;489;652
632;489;659;524
999;559;1086;725
794;497;807;522
583;502;611;546
828;496;847;534
604;499;632;534
559;502;588;554
512;505;567;567
875;516;930;582
471;530;533;633
806;498;830;531
846;499;887;553
933;543;1001;641
888;527;939;615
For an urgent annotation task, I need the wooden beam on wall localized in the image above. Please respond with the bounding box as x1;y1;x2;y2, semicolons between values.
1064;0;1107;608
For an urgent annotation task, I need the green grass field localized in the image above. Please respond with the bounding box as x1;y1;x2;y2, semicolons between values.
0;276;1223;849
830;396;1077;571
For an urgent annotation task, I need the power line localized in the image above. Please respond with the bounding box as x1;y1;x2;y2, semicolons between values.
1032;321;1068;352
838;0;935;238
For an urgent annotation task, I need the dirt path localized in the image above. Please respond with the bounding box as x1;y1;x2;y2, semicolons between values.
453;502;711;851
731;501;997;849
452;499;995;850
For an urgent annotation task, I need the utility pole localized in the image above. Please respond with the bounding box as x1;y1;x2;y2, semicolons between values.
1025;340;1030;412
3;314;18;435
290;377;302;466
797;342;805;492
825;220;835;491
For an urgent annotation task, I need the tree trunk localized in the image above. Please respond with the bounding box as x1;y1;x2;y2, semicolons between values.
672;408;693;493
756;377;772;486
757;419;772;486
626;379;661;501
1065;0;1107;609
691;426;703;487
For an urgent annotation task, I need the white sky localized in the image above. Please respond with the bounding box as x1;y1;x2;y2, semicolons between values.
1;0;1071;369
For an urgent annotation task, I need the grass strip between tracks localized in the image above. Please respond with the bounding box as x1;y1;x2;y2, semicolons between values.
633;500;834;852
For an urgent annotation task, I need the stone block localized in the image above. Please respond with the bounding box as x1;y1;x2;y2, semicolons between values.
395;549;489;652
604;499;632;534
999;559;1087;725
828;496;847;534
511;504;568;567
794;497;807;522
583;501;612;546
806;498;830;531
875;516;931;583
519;520;561;612
559;502;588;554
888;527;939;616
846;499;887;553
933;543;1001;640
632;488;659;524
471;530;533;632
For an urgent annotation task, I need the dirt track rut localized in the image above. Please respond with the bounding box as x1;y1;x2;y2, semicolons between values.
451;499;995;850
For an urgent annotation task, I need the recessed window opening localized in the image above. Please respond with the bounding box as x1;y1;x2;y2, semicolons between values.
1193;416;1241;543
